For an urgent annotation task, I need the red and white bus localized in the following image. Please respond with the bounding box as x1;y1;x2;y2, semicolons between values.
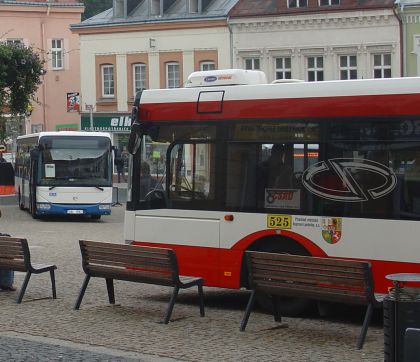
125;69;420;314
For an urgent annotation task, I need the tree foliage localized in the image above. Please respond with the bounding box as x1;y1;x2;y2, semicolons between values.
82;0;113;20
0;44;44;117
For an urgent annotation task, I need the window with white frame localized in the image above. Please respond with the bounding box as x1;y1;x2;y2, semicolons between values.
307;56;324;81
275;57;292;80
319;0;339;5
200;61;216;71
244;58;260;70
373;54;391;78
288;0;308;8
339;55;357;80
101;64;114;97
133;63;147;95
166;62;180;88
52;39;64;70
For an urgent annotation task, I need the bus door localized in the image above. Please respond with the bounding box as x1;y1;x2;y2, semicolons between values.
28;149;39;217
135;139;221;283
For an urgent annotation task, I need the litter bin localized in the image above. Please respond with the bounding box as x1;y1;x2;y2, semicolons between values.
384;274;420;362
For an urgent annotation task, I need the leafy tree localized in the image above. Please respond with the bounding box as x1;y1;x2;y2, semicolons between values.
0;43;44;143
0;43;44;115
82;0;113;20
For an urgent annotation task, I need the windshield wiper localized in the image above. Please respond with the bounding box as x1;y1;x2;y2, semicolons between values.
49;186;56;190
95;186;104;191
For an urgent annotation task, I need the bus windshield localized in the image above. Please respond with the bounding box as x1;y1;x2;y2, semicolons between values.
38;136;112;187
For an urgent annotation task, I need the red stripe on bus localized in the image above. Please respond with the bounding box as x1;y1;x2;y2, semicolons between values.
141;93;420;121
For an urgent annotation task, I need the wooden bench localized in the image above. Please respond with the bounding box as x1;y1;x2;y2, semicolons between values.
0;236;57;303
240;251;383;349
74;239;205;324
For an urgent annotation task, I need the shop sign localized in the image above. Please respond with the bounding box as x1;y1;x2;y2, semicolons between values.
81;115;131;132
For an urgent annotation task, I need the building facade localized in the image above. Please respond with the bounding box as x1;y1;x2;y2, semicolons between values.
71;0;238;152
229;0;401;82
0;0;84;134
396;0;420;76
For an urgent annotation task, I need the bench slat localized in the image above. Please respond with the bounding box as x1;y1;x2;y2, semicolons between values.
88;265;174;286
255;282;369;304
250;252;367;269
251;269;368;289
251;258;367;274
85;252;172;271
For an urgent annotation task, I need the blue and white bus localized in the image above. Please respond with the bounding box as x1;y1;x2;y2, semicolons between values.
15;131;113;219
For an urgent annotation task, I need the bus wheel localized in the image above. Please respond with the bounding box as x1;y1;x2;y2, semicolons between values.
18;191;25;210
252;237;315;317
29;197;38;219
91;215;101;220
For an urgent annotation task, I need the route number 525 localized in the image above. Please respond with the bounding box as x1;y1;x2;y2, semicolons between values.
267;215;292;229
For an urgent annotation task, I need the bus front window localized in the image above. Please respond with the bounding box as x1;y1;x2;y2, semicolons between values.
38;136;112;187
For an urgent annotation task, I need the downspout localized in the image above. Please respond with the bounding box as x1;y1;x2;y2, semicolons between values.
40;21;47;131
41;2;51;131
227;16;234;68
393;5;405;76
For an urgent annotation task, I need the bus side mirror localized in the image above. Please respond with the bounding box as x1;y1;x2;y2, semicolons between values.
127;122;142;155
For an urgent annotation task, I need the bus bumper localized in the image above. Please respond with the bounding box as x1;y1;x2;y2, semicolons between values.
36;203;112;216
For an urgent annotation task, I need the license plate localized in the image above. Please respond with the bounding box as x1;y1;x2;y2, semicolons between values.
267;214;292;229
67;210;84;214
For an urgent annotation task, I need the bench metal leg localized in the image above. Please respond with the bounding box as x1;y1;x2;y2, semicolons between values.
357;303;373;349
164;285;179;324
106;278;115;304
272;295;282;323
240;290;256;332
74;275;90;310
198;283;205;317
50;268;57;299
16;271;31;304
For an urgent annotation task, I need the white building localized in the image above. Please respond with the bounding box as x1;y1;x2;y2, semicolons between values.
228;0;400;82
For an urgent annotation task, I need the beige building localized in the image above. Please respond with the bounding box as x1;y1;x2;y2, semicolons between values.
70;0;238;151
0;0;84;134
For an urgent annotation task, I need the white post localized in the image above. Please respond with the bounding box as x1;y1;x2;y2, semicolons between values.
85;104;94;131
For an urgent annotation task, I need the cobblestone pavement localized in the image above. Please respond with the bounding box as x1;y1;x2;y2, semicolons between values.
0;199;384;361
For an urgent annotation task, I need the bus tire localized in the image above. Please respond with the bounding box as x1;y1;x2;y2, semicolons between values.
29;195;38;219
91;215;101;220
251;237;315;317
18;190;25;210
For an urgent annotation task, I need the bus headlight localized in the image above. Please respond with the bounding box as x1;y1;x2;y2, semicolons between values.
37;203;51;210
99;204;111;210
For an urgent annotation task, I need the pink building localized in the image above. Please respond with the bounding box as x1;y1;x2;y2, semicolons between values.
0;0;84;133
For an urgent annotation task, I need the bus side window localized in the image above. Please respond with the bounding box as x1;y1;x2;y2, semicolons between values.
226;144;258;211
403;150;420;216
